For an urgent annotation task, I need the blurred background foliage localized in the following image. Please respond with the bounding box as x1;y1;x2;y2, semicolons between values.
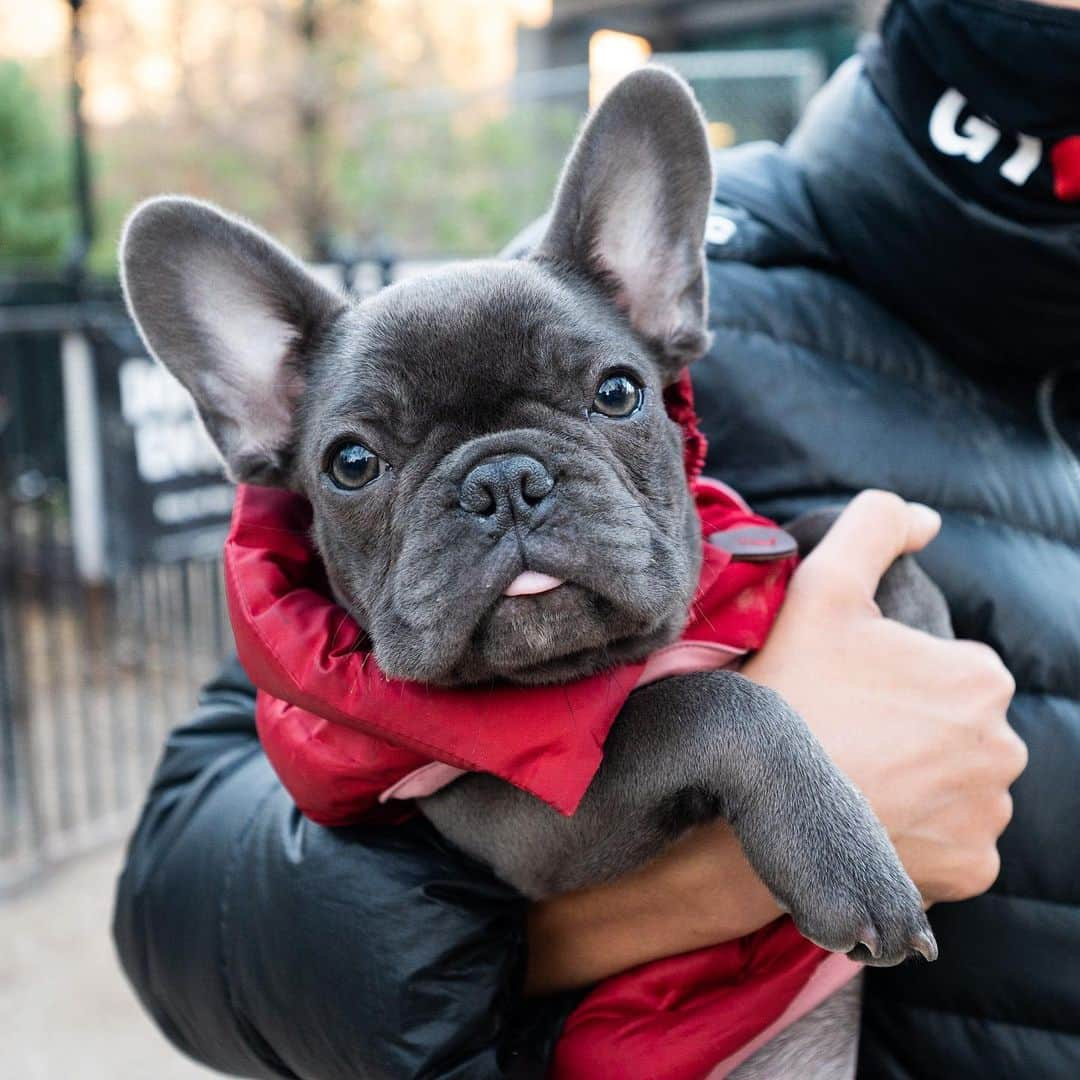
0;0;580;273
0;0;868;276
0;61;74;267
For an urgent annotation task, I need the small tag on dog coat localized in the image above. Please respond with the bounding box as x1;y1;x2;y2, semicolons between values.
708;525;798;562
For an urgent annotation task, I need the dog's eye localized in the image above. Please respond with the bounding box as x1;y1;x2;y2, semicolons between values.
592;372;644;418
328;442;384;490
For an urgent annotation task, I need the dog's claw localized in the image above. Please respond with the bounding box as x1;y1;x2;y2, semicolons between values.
913;929;938;962
788;878;939;968
855;925;880;960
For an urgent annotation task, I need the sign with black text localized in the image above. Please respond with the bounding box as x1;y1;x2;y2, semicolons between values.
90;320;234;570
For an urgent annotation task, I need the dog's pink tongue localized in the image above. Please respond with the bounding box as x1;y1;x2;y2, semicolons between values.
503;571;564;597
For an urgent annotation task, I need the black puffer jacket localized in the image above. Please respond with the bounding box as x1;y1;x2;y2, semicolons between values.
114;40;1080;1080
699;48;1080;1076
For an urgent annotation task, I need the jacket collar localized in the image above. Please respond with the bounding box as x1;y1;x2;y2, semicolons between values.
712;51;1080;377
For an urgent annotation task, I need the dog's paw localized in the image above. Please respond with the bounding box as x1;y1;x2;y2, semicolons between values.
785;843;937;968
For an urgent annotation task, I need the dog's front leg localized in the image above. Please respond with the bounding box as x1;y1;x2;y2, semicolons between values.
420;670;935;966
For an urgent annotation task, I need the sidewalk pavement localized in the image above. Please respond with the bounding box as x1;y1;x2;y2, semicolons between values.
1;841;217;1080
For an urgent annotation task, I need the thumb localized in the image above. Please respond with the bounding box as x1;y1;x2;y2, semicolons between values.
804;490;941;597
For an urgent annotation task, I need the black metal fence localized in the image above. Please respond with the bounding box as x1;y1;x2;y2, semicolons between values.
0;286;235;891
0;500;230;885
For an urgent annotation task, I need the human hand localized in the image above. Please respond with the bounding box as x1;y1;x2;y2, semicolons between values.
742;491;1027;904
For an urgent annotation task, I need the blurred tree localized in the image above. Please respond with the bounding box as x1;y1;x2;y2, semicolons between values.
1;1;575;270
296;0;337;260
336;101;578;257
0;61;73;268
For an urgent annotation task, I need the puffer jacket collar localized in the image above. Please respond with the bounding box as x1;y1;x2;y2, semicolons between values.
709;49;1080;377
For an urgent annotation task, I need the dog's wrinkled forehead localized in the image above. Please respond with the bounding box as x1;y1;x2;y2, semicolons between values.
312;260;640;441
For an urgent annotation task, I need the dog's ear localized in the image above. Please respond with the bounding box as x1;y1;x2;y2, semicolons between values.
120;196;345;485
536;66;713;378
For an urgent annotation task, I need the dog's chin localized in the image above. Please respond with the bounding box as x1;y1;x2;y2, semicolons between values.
441;583;683;687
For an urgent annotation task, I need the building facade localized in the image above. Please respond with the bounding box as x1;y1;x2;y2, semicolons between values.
519;0;882;76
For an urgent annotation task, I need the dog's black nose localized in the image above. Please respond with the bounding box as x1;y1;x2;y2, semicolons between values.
459;455;555;524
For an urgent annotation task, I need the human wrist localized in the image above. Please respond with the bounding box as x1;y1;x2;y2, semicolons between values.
525;824;780;996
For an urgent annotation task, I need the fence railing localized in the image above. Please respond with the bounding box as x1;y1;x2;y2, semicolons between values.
0;499;230;887
0;296;225;891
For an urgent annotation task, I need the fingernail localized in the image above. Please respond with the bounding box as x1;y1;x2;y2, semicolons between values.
909;503;942;533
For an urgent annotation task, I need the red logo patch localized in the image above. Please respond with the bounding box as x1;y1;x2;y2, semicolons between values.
1051;135;1080;202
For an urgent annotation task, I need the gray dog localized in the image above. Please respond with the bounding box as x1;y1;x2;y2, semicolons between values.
121;68;948;1076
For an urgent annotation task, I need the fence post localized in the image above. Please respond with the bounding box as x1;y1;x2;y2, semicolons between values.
61;330;108;583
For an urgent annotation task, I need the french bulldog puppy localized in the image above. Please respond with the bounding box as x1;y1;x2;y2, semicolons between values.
121;67;946;1074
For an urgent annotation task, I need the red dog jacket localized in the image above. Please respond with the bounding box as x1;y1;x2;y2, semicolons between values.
224;373;859;1079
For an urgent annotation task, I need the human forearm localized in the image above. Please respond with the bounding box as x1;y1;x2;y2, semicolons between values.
526;822;778;996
